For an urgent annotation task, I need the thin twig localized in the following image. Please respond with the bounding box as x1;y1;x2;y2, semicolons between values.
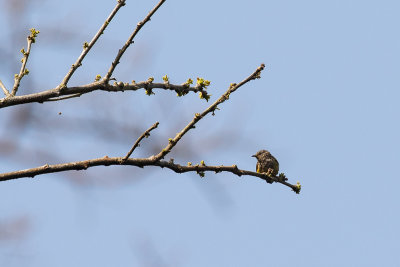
0;157;300;193
122;122;159;161
103;0;166;82
151;64;265;162
59;0;127;87
11;29;38;96
46;93;83;102
0;80;10;97
0;81;205;108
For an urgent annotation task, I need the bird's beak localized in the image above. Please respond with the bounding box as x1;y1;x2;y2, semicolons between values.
251;155;256;157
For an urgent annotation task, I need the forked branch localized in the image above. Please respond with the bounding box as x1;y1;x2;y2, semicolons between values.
0;64;301;193
60;0;127;86
104;0;166;82
0;1;301;193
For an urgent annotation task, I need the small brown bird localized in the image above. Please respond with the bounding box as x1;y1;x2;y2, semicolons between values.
252;149;279;180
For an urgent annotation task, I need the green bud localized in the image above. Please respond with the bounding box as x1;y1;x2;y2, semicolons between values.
145;88;154;96
162;75;169;82
29;28;40;43
199;91;211;102
197;171;205;178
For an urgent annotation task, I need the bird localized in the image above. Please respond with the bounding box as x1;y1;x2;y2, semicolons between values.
252;150;279;183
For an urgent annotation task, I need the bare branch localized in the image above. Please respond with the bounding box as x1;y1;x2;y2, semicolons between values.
0;1;301;194
0;81;205;108
0;80;10;97
0;156;300;193
103;0;166;82
59;0;127;87
45;93;83;101
151;64;266;162
11;28;39;96
123;121;159;161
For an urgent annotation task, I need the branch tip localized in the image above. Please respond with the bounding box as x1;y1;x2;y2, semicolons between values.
11;28;39;96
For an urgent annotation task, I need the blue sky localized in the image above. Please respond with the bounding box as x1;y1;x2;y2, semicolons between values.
1;0;399;266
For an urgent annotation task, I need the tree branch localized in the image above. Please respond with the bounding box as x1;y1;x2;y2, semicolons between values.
0;81;206;108
151;64;265;162
103;0;166;82
59;0;127;87
0;1;302;194
0;157;300;193
123;122;159;161
0;80;10;97
11;28;39;96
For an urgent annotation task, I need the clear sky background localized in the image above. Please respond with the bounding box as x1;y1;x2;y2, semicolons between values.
1;0;399;266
